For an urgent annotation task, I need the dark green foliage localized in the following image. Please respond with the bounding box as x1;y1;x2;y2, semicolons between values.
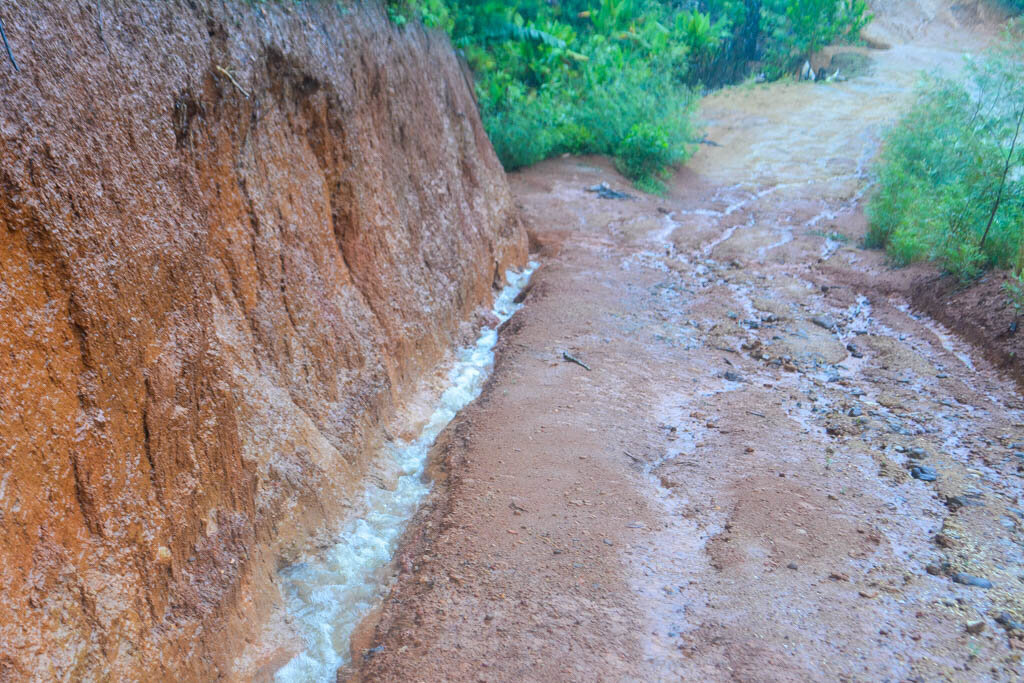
867;41;1024;282
388;1;873;186
760;0;872;76
454;1;700;188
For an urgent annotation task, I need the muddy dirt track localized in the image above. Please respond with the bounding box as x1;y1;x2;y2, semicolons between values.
354;5;1024;682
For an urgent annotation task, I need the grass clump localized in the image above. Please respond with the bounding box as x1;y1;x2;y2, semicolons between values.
866;39;1024;283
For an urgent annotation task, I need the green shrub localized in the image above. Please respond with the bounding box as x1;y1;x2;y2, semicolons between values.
867;41;1024;281
760;0;873;76
392;1;874;185
1006;273;1024;313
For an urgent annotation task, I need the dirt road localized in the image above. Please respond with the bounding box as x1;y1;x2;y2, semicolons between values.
355;5;1024;681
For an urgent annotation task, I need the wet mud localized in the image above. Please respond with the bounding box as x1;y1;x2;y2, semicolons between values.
357;3;1024;681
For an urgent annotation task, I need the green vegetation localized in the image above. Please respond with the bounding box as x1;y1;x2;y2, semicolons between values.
1007;273;1024;314
867;39;1024;283
387;1;872;190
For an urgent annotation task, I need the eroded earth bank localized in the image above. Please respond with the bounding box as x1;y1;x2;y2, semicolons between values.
358;3;1024;681
0;1;525;679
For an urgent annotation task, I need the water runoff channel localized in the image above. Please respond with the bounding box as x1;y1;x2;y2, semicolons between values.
274;263;538;682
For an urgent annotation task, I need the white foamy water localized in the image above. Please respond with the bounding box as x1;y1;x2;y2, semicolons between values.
274;262;537;682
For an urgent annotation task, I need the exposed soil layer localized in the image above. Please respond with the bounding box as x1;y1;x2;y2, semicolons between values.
0;1;524;679
911;272;1024;391
357;4;1024;681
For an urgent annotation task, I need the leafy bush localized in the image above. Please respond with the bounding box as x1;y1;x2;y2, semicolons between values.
388;1;874;186
867;41;1024;282
760;0;873;76
458;1;699;187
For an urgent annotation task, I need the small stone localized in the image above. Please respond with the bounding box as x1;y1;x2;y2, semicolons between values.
156;546;172;563
848;406;863;417
787;562;798;570
827;493;838;501
934;533;956;548
812;316;837;330
966;620;986;635
723;371;743;383
926;564;942;576
829;572;850;582
996;613;1024;631
952;573;993;589
911;466;938;482
859;589;879;599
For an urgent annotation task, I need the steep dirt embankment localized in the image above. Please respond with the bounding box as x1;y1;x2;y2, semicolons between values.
0;1;525;679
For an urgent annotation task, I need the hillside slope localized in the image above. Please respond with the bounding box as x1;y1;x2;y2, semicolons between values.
0;1;525;679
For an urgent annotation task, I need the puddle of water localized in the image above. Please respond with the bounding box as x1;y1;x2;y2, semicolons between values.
272;263;537;683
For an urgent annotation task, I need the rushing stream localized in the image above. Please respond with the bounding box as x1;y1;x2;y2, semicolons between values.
273;263;537;682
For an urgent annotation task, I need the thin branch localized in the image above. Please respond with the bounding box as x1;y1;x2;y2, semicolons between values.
980;103;1024;249
215;65;249;99
0;14;18;72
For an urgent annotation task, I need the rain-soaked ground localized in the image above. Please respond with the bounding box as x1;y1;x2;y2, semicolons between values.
352;3;1024;681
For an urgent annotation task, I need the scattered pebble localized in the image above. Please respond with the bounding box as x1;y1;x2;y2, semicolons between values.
787;562;798;570
966;620;986;635
952;573;993;589
911;466;938;482
996;613;1024;631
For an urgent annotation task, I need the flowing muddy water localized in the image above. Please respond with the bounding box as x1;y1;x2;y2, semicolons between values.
273;264;536;682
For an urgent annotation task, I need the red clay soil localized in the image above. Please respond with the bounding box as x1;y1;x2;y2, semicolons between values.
0;2;523;679
354;155;1024;682
911;272;1024;390
354;5;1024;680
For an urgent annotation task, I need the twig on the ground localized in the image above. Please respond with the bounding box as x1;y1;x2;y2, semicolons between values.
215;65;249;98
747;410;767;418
0;15;18;72
562;351;591;371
